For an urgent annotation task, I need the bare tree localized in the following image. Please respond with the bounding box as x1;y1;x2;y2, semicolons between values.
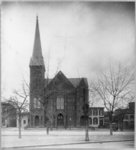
90;64;135;135
6;82;29;138
89;89;101;107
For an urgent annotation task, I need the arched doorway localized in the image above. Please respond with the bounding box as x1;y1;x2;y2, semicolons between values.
80;116;86;126
35;116;40;127
57;113;64;127
99;118;103;127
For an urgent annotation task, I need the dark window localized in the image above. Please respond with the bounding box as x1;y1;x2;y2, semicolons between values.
23;120;26;124
124;115;128;119
90;109;92;115
93;117;98;125
130;115;134;119
99;109;103;116
89;118;92;125
93;109;98;116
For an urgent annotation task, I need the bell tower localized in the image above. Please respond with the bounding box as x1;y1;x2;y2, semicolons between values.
29;16;45;127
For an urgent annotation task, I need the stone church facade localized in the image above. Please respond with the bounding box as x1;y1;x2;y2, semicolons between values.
29;17;89;128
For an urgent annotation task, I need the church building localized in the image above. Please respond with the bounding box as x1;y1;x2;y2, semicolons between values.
29;17;89;128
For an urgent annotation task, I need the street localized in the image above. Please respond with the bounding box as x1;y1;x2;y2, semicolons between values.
1;128;134;149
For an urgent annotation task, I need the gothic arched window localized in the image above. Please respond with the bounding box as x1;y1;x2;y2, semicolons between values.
57;96;64;110
34;98;37;108
37;98;41;108
33;98;41;108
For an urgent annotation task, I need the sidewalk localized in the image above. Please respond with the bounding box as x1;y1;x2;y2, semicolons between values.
1;129;134;148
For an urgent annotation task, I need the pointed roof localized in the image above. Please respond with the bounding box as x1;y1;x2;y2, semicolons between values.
44;70;88;88
47;71;75;89
78;78;88;88
30;16;45;67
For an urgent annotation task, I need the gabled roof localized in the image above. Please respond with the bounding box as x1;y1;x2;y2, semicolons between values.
77;77;88;88
44;71;88;89
45;71;74;89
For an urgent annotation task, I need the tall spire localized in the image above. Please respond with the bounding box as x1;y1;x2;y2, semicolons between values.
30;16;45;67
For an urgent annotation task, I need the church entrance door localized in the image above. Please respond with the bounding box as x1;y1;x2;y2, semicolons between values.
80;116;86;126
57;113;64;127
35;116;40;127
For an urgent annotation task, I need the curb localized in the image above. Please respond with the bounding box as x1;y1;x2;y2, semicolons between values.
2;139;134;149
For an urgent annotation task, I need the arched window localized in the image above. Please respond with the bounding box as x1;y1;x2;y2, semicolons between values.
93;117;98;125
37;98;41;108
57;96;64;110
33;98;41;108
80;116;86;126
35;115;39;126
34;98;37;108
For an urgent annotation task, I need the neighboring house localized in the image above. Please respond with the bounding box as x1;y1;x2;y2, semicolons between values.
89;107;104;128
104;102;135;130
1;102;17;127
17;112;29;128
123;111;134;129
114;102;134;130
29;17;89;128
113;108;126;130
122;102;134;130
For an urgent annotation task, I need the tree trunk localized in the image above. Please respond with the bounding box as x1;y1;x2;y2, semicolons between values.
43;107;45;127
109;122;113;135
85;118;89;141
109;112;113;135
18;115;22;139
46;121;49;135
122;121;124;131
50;119;53;130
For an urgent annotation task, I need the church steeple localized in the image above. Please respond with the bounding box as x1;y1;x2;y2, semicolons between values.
29;16;45;127
30;16;45;67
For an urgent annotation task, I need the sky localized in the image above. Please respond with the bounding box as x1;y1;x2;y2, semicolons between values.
1;1;135;103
